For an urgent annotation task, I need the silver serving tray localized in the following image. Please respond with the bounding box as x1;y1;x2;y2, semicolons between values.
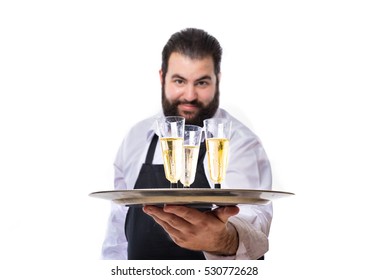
89;188;294;207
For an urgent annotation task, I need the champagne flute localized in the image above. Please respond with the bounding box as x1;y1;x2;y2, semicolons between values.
203;118;232;189
180;125;203;188
156;116;185;188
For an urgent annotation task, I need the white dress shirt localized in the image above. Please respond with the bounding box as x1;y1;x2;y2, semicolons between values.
102;108;273;260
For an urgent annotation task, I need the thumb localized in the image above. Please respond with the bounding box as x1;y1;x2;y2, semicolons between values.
213;206;240;223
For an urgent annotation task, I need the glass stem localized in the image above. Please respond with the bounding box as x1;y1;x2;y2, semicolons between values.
170;182;178;188
214;183;221;189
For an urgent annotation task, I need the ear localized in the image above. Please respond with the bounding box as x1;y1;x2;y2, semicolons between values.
159;69;164;85
217;72;222;82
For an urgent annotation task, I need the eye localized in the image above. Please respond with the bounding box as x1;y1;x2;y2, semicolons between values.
174;79;185;85
196;80;209;87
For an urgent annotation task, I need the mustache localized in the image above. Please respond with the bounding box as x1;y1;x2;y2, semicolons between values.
174;100;204;107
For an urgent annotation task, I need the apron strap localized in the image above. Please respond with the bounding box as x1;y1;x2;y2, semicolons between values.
145;134;159;164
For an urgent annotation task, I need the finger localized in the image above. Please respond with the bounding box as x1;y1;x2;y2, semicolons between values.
143;205;191;228
213;206;240;223
148;215;187;247
149;214;182;235
162;205;205;224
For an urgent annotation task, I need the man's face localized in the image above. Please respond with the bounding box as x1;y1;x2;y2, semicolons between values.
160;52;219;126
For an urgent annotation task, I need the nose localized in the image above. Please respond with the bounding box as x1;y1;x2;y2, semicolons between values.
183;84;197;102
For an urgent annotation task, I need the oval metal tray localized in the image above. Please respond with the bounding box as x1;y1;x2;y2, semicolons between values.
89;188;294;207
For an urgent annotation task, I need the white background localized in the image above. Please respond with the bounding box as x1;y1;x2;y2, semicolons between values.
1;0;368;279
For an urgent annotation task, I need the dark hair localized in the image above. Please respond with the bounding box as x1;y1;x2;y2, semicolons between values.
161;28;222;79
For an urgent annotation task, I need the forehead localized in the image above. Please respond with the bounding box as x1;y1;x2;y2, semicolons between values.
167;52;215;78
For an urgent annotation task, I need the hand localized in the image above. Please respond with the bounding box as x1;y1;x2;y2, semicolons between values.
143;205;239;256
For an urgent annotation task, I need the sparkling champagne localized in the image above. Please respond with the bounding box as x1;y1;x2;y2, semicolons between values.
180;145;200;187
160;137;183;183
206;138;229;184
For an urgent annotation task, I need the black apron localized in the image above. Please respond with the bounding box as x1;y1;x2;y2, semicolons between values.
125;134;211;260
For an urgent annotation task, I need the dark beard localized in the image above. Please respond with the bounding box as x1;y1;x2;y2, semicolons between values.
161;87;220;127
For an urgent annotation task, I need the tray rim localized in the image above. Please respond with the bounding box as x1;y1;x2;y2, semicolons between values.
89;188;294;207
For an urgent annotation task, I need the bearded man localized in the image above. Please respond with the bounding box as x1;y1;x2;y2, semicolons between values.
102;28;272;260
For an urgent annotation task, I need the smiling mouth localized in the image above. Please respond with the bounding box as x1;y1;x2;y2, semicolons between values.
178;105;199;119
179;103;198;110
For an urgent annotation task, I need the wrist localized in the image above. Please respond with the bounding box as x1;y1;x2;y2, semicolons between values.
206;222;239;256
